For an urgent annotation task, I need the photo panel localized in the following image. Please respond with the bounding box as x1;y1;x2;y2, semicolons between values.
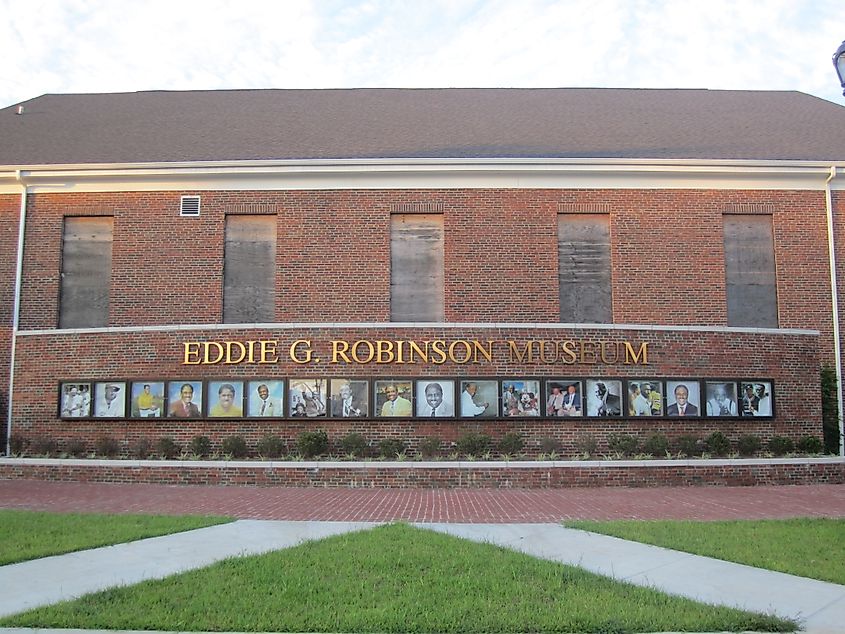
375;380;414;417
627;380;663;417
94;381;126;418
247;380;284;418
330;379;369;418
167;381;203;418
207;380;245;418
502;379;542;417
458;379;499;418
130;381;165;418
416;379;456;417
544;379;582;417
666;380;701;417
739;380;774;417
705;381;739;417
585;379;623;417
288;378;328;417
59;381;92;418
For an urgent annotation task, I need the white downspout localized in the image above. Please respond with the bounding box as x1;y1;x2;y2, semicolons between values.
5;170;27;455
824;165;844;457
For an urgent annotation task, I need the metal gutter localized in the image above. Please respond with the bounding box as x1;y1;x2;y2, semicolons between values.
5;171;27;455
825;166;845;457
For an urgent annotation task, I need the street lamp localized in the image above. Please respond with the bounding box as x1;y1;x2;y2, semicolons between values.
835;40;845;96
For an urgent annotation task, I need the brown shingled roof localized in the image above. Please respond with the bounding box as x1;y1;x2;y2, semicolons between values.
2;88;845;165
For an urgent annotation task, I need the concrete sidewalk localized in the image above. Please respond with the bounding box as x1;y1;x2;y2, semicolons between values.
1;520;844;633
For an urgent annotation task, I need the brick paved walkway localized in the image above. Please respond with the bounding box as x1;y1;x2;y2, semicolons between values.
2;480;845;521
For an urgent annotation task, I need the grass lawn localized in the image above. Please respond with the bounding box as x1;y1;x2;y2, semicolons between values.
0;509;232;565
2;523;794;633
566;517;845;585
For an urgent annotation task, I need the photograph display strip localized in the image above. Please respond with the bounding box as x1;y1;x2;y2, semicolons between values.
58;378;775;420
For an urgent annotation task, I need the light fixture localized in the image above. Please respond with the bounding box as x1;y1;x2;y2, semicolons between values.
834;40;845;96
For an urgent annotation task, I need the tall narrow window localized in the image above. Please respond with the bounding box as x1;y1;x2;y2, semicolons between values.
59;217;113;328
390;213;444;321
558;214;611;323
223;215;276;323
724;214;778;327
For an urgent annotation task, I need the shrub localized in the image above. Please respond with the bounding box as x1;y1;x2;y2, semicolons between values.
607;433;639;457
642;433;669;457
573;433;596;458
64;438;87;457
94;436;120;458
498;432;524;455
378;438;407;458
155;436;180;459
338;432;368;458
9;436;26;455
221;435;249;458
538;437;560;455
737;434;762;457
189;435;212;457
297;430;328;458
821;366;840;454
706;431;731;457
30;437;58;457
418;436;441;459
456;432;491;457
767;435;794;456
676;435;703;457
256;434;285;459
797;435;824;454
131;438;152;459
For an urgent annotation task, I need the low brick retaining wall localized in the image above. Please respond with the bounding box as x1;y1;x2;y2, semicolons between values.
1;457;843;489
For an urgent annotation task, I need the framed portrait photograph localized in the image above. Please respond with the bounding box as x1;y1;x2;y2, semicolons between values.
416;380;455;417
739;381;774;417
59;381;92;418
288;378;327;417
627;380;662;417
585;379;623;417
375;380;414;417
207;380;245;418
544;379;582;417
130;381;165;418
167;381;203;418
705;381;739;417
666;380;701;417
458;380;499;418
246;380;284;418
330;379;369;418
502;380;541;417
94;381;126;418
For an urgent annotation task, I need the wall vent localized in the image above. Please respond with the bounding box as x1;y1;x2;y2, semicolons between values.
180;196;201;217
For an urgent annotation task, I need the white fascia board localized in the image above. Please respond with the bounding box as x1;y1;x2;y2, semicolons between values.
1;158;844;193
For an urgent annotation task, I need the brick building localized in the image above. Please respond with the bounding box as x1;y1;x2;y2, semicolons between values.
1;88;844;459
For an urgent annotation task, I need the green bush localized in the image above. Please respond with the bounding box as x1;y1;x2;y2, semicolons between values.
94;436;120;458
64;438;87;457
821;367;840;454
189;435;212;457
155;436;180;459
607;433;639;457
378;438;407;458
797;435;824;454
642;433;669;457
706;431;731;457
221;435;249;458
539;437;560;455
338;432;368;458
767;435;794;456
9;436;26;455
131;438;152;459
456;432;491;457
676;435;703;457
297;430;329;458
30;437;58;457
418;436;441;459
498;432;524;455
573;433;596;458
256;434;285;459
737;434;762;457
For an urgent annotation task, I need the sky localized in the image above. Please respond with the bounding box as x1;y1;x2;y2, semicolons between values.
1;0;843;110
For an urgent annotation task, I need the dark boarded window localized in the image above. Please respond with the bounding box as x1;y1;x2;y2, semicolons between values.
223;215;276;323
59;217;113;328
390;214;444;321
724;215;778;327
558;214;611;323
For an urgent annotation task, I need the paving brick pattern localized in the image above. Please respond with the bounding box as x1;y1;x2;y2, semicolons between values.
2;480;845;522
